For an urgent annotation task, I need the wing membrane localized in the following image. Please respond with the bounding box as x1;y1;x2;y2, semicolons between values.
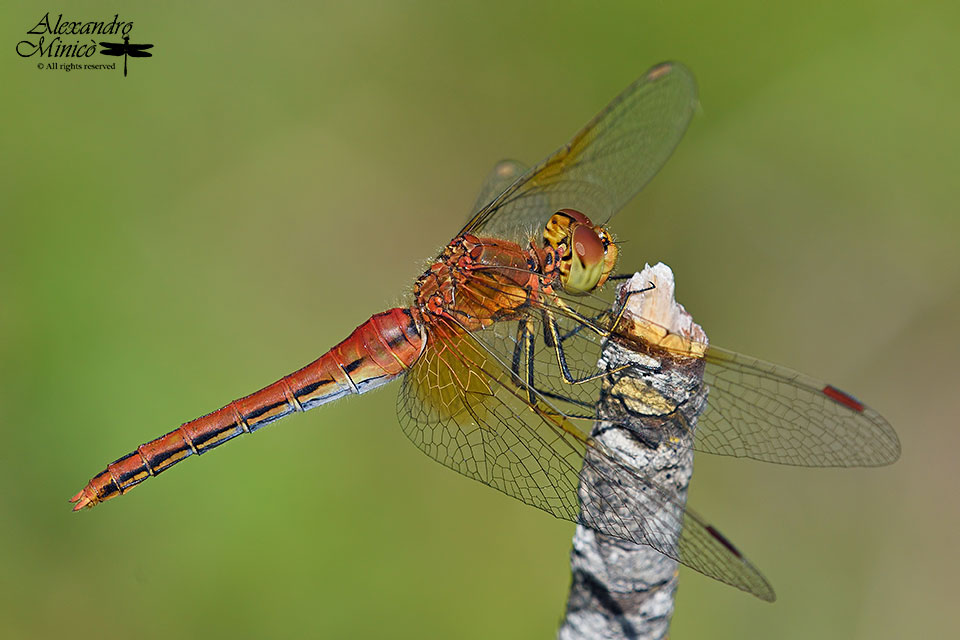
398;320;582;517
695;346;900;466
449;273;900;467
397;314;773;600
470;159;529;216
460;62;698;244
396;64;895;601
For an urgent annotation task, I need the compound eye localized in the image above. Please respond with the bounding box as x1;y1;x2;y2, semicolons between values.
556;208;591;225
564;225;606;294
572;225;604;266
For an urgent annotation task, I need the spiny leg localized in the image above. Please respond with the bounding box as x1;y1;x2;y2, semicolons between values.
608;280;657;333
543;308;631;385
507;318;596;413
511;320;526;386
522;318;538;406
552;279;658;343
509;318;539;406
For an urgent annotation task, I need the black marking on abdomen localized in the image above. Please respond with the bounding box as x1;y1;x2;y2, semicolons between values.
100;478;121;500
296;377;337;397
114;463;148;487
299;388;351;411
247;407;294;432
400;308;420;338
355;374;388;393
245;400;289;422
385;328;407;348
342;358;364;375
146;441;192;473
193;422;242;452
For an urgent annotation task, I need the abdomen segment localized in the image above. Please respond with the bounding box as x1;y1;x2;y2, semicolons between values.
71;308;423;510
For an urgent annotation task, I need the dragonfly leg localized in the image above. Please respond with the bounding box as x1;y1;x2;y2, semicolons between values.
510;321;525;384
549;298;609;337
521;318;538;406
503;318;597;414
549;280;657;339
543;308;630;385
608;280;657;333
552;306;618;344
507;319;538;404
509;319;540;406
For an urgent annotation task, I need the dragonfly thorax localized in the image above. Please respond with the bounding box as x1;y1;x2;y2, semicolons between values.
412;233;551;332
542;209;618;295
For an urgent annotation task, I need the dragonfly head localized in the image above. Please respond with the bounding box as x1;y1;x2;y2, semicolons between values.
543;209;618;295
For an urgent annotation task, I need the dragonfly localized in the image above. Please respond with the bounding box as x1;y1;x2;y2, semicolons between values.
71;62;900;601
98;35;153;77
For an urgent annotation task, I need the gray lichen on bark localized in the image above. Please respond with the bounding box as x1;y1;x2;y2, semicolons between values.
559;263;708;640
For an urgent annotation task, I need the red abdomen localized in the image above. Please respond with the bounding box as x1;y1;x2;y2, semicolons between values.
71;308;423;510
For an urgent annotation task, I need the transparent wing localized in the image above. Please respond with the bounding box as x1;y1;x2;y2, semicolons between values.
459;62;698;245
695;346;900;466
397;314;774;600
442;273;900;468
470;159;529;216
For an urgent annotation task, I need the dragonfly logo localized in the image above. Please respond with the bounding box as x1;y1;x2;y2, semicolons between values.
17;12;154;77
99;35;154;77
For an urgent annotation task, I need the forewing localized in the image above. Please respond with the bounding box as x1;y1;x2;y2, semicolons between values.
696;346;901;466
460;62;698;244
397;315;773;600
505;281;900;468
470;159;529;216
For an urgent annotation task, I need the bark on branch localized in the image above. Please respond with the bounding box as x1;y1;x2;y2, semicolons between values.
558;263;707;640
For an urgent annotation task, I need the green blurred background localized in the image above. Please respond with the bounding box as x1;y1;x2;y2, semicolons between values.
2;1;957;638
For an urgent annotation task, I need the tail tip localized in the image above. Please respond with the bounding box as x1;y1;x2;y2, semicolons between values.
69;488;96;511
